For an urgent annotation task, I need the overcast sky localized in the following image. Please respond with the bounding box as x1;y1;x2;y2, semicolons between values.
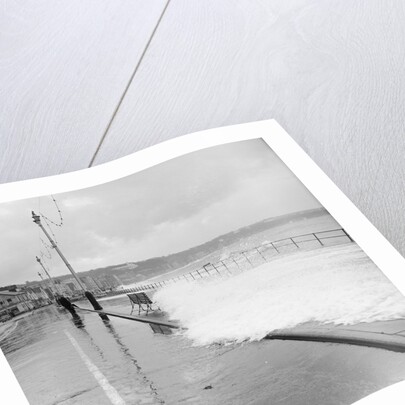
0;139;320;285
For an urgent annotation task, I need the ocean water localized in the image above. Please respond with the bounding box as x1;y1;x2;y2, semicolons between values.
154;243;405;345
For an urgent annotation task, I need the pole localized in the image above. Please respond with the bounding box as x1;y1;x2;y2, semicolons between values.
36;256;59;297
32;211;108;319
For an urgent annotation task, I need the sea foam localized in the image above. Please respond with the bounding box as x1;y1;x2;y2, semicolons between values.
154;244;405;345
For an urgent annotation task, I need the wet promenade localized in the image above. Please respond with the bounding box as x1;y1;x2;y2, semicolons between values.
2;296;405;404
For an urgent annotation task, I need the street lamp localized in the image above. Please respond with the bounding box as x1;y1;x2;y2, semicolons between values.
32;211;108;319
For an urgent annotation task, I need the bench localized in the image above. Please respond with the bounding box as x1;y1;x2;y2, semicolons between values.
127;292;159;316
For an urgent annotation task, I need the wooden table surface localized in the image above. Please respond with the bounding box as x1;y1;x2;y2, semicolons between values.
1;1;405;257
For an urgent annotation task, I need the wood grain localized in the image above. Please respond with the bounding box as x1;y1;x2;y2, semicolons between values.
2;1;405;258
0;0;167;182
92;0;405;256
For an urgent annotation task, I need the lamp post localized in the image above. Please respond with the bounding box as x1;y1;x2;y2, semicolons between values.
32;211;108;319
36;256;59;298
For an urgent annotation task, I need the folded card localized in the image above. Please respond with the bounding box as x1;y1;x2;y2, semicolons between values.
0;121;404;405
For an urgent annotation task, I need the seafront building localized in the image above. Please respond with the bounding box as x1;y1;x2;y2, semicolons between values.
0;285;52;322
59;277;82;294
80;276;102;292
27;285;53;304
0;291;32;320
0;273;123;322
59;274;122;294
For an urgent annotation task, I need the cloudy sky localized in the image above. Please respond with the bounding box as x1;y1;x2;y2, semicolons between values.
0;139;320;285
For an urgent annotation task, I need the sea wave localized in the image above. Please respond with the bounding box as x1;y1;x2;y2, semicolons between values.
154;244;405;345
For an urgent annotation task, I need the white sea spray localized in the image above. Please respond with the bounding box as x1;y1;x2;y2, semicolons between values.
154;244;405;346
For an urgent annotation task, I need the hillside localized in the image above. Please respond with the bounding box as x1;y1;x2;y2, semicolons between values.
73;207;329;285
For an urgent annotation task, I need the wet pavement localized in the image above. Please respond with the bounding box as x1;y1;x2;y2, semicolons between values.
2;297;405;405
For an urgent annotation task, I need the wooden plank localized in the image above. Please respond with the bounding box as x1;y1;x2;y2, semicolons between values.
0;0;167;182
92;0;405;257
75;306;181;329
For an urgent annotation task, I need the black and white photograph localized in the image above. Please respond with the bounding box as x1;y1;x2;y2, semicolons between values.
1;138;405;405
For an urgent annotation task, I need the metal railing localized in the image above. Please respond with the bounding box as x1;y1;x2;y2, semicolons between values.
111;228;353;295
